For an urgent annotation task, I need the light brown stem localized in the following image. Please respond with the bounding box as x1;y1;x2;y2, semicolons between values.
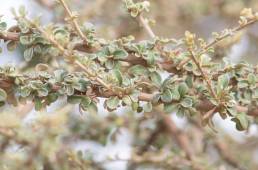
138;14;155;39
188;49;218;101
29;20;112;92
158;110;193;160
178;17;258;69
214;140;247;170
58;0;88;43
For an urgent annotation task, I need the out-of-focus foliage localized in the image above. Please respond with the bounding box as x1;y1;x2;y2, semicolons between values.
0;0;258;169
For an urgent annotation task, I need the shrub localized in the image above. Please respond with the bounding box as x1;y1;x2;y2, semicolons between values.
0;0;257;169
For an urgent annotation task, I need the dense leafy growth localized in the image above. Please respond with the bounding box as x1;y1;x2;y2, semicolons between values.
0;0;258;169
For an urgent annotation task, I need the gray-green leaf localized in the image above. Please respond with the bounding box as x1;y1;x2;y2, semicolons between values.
231;112;248;131
113;49;128;59
129;65;148;76
178;83;188;97
24;47;34;61
161;89;173;103
247;73;256;85
180;98;193;108
150;71;162;86
122;95;132;106
106;96;120;110
114;69;123;85
164;104;178;113
218;74;230;89
0;88;7;102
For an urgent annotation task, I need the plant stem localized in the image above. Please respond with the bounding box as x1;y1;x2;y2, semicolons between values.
58;0;88;44
138;14;155;39
31;21;111;91
188;49;218;102
177;17;258;69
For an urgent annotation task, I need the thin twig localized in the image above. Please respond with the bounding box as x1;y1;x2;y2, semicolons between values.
188;49;218;101
75;60;111;89
58;0;88;43
201;106;217;126
137;121;164;155
28;20;111;91
177;17;258;69
138;14;155;39
189;118;247;170
201;18;258;54
158;110;193;160
214;140;247;170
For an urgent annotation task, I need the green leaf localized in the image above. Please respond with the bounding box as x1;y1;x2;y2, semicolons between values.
54;69;67;82
150;71;162;86
7;41;17;51
247;73;256;85
130;9;139;17
129;90;140;102
0;22;7;31
18;5;27;17
180;98;193;108
171;88;180;100
176;107;185;118
218;74;229;89
48;47;59;57
0;101;5;107
33;45;42;54
20;35;35;45
0;88;7;102
67;95;82;104
24;47;34;61
20;87;31;97
185;62;194;72
106;96;120;110
161;89;172;103
18;20;29;33
231;112;248;131
97;48;108;59
47;93;58;104
122;95;132;106
87;102;98;114
164;104;178;113
73;81;85;91
108;45;116;54
129;65;148;76
131;102;139;111
66;86;74;96
238;80;248;89
137;106;143;113
34;97;43;111
105;60;115;69
178;83;188;97
30;81;43;90
145;51;156;65
113;69;123;85
80;96;92;110
113;49;128;59
37;88;48;97
185;75;193;88
253;88;258;99
54;28;70;46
